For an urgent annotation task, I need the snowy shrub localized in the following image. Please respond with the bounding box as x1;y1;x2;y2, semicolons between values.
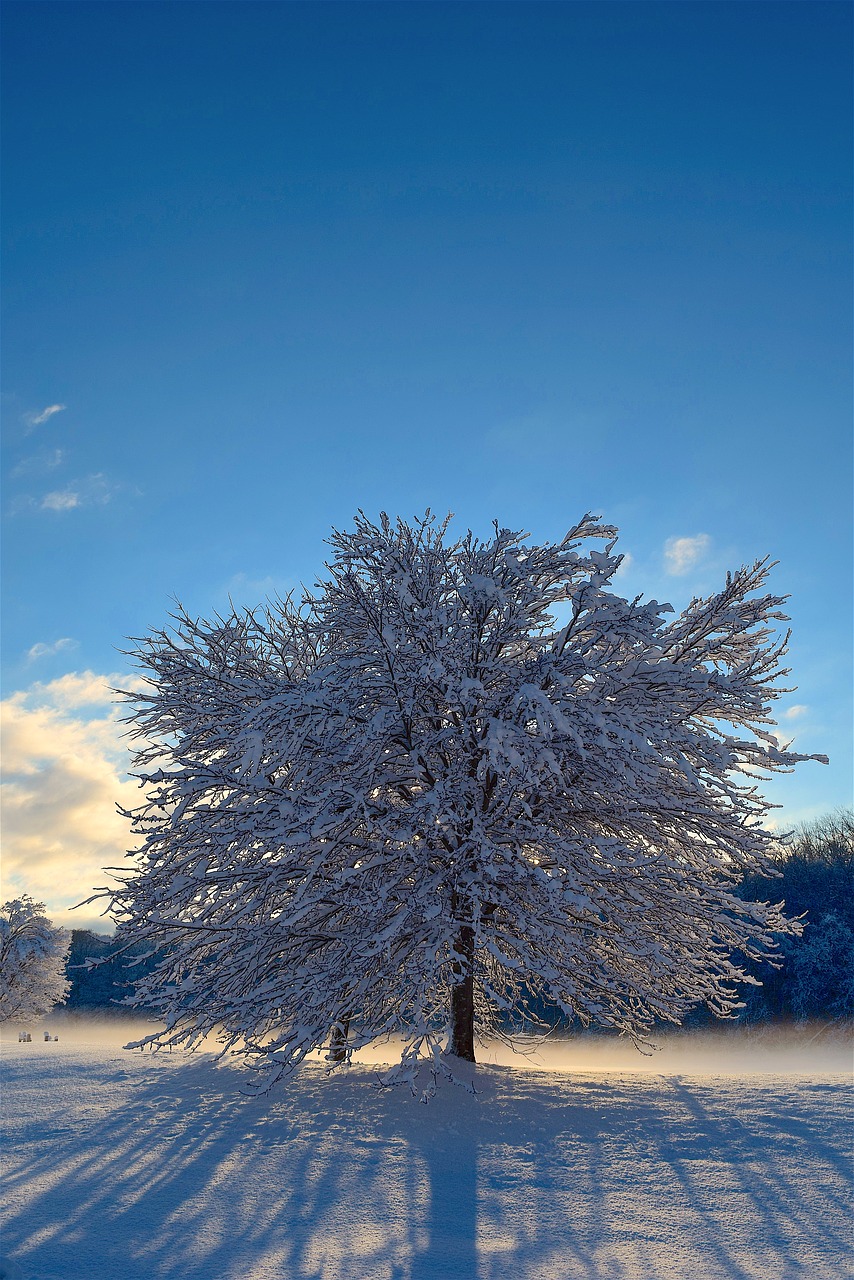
98;511;827;1090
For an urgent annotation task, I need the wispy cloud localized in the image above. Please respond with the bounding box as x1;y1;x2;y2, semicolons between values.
41;489;81;512
770;706;809;746
26;637;78;664
11;448;66;478
24;403;66;432
223;571;298;605
8;472;123;517
664;533;711;576
784;704;809;721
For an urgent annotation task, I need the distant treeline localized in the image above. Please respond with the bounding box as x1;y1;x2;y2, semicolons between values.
516;811;854;1033
65;931;157;1013
64;812;853;1025
725;810;854;1024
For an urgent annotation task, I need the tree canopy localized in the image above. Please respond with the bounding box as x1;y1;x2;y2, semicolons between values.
103;512;826;1093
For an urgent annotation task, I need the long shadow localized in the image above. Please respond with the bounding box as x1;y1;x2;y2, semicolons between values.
2;1044;852;1279
408;1107;477;1280
2;1048;485;1280
659;1076;854;1274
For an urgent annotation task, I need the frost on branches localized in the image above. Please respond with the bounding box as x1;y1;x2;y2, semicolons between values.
103;512;827;1092
0;897;71;1023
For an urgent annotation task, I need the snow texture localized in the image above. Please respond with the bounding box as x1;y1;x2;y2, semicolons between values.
1;1021;851;1280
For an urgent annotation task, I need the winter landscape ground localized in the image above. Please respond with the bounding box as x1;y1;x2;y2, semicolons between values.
1;1018;851;1280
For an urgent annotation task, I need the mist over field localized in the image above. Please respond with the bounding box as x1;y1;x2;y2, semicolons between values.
10;1010;852;1074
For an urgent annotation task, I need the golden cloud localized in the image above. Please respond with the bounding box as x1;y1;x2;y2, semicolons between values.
0;672;146;933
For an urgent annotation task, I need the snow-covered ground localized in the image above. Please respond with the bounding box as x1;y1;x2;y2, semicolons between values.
1;1018;852;1280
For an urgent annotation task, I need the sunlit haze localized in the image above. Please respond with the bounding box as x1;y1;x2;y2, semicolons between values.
3;1015;851;1079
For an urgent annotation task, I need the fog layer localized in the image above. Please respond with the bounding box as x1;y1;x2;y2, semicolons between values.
5;1012;851;1076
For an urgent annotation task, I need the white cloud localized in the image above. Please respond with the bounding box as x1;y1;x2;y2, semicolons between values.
24;404;66;431
19;670;145;712
11;448;66;478
25;638;78;664
0;672;146;931
41;489;81;512
38;473;116;514
664;534;711;576
8;473;122;516
784;705;809;720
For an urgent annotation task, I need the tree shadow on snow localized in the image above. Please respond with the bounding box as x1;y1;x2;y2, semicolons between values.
2;1051;852;1280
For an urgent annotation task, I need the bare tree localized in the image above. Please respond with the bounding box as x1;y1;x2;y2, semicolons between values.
103;512;826;1092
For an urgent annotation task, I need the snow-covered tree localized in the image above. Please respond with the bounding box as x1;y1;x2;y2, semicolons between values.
0;896;70;1022
103;512;827;1091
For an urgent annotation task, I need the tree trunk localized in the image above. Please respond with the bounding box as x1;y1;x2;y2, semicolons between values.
450;925;476;1061
327;1015;350;1063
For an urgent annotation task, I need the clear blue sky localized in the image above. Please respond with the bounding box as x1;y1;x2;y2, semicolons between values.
1;2;851;925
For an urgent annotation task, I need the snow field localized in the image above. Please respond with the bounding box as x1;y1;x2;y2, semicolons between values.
1;1023;852;1280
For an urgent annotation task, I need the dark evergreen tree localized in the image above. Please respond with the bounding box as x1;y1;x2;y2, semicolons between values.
66;930;158;1011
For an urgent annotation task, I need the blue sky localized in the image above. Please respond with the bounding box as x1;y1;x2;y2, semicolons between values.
2;1;851;928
